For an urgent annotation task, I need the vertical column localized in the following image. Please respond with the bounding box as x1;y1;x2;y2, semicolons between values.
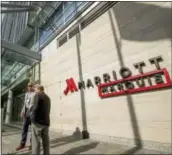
5;90;13;124
2;108;4;131
76;30;89;139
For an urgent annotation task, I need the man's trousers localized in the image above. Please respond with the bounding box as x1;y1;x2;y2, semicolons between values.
32;123;49;155
20;116;31;146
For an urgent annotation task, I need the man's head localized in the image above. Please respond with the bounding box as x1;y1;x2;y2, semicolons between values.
34;84;44;93
27;82;34;92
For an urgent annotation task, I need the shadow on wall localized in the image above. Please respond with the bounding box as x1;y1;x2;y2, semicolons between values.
50;127;82;149
108;1;171;154
112;2;171;42
109;5;142;148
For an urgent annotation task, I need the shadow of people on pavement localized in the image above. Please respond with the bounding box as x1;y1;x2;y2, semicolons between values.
50;127;82;149
62;142;99;154
2;125;22;137
72;127;82;139
119;146;142;155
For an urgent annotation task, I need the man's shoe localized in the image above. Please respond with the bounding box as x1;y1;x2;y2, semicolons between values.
16;145;25;151
29;146;32;151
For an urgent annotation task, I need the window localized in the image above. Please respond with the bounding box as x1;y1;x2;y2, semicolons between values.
39;29;53;45
76;2;87;12
39;20;54;45
54;13;64;28
64;2;76;23
34;2;90;51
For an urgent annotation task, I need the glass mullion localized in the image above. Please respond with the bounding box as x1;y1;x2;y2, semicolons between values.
63;1;75;12
76;2;88;12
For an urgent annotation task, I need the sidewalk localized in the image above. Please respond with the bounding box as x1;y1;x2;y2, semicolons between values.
2;124;166;154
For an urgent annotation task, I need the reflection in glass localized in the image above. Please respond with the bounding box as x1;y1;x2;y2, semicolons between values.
34;2;89;51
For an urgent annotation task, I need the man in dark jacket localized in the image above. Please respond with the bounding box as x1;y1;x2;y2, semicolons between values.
30;85;51;155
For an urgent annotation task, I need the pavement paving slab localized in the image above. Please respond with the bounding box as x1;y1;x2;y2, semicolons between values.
1;124;168;154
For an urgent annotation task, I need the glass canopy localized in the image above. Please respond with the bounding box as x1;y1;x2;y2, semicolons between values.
1;40;41;92
1;1;90;93
1;1;42;93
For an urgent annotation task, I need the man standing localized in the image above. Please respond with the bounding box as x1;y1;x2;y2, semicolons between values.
16;82;35;151
30;85;51;155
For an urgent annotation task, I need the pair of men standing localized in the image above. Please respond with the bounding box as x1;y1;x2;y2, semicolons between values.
16;82;51;155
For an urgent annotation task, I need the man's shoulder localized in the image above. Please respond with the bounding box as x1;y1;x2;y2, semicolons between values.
37;92;45;98
42;92;50;101
36;92;50;100
44;93;50;99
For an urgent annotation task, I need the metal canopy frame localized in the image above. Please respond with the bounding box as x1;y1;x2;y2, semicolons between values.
1;1;60;93
1;3;40;14
2;8;37;13
1;40;41;90
1;3;39;8
1;40;41;62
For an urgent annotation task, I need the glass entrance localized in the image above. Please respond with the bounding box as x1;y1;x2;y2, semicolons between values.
12;93;25;124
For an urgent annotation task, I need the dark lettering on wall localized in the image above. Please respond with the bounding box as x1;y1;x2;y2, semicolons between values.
149;56;163;70
154;74;164;84
117;83;124;91
101;87;108;93
78;81;85;89
133;61;146;74
112;70;117;80
94;76;101;86
147;76;152;86
136;78;145;87
99;68;172;98
120;67;132;78
103;73;111;83
125;81;135;89
110;85;116;92
87;79;94;88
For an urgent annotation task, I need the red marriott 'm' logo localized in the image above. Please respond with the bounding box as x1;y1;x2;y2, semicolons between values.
63;78;78;95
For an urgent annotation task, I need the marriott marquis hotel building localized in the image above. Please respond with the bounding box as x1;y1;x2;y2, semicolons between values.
1;1;172;153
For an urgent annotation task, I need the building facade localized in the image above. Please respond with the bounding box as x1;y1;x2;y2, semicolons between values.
40;2;171;152
2;1;172;153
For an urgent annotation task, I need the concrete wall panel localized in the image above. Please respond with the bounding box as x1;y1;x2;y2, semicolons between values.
40;1;172;148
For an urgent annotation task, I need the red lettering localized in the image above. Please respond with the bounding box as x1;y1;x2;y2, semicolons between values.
63;78;78;95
